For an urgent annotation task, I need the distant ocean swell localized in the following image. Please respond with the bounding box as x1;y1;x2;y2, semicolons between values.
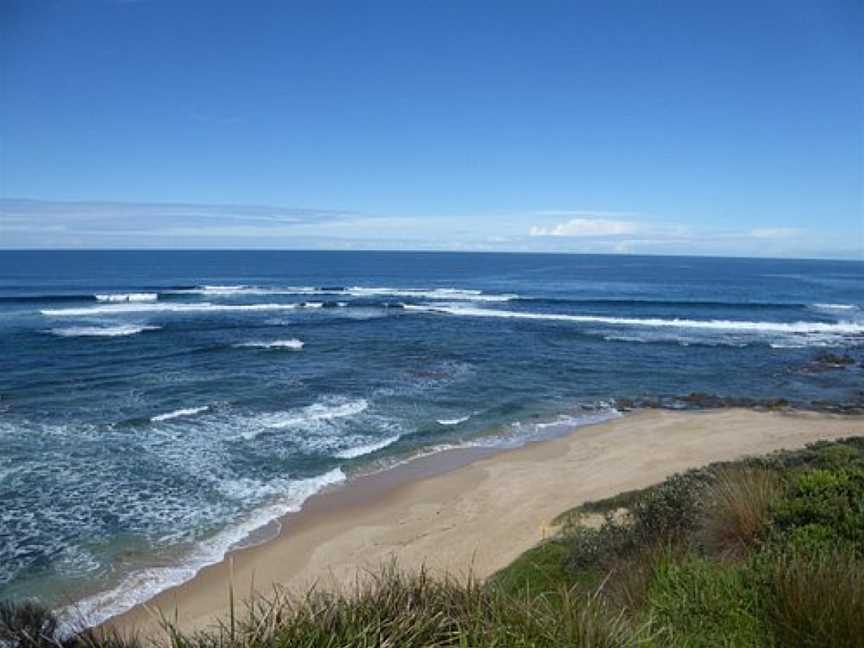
35;286;863;350
10;284;862;316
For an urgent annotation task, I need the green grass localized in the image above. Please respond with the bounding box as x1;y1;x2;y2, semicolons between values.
487;539;578;597
644;555;765;647
761;549;864;648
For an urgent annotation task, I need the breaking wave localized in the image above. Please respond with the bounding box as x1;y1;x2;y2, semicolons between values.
241;398;370;440
62;468;345;629
234;339;304;350
404;304;864;335
437;415;471;425
169;285;517;302
41;302;302;317
94;293;158;303
48;325;161;337
334;435;401;459
810;303;858;312
151;406;210;422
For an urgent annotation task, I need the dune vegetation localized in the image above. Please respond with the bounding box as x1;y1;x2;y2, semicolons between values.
3;437;864;647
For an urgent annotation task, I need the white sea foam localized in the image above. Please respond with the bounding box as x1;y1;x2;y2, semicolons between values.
811;303;857;311
41;302;301;317
334;434;401;459
235;339;304;350
343;287;517;302
151;406;210;422
62;468;345;630
240;398;370;440
359;406;622;477
601;333;749;348
404;304;864;335
169;285;517;302
437;415;470;425
200;285;249;292
468;408;622;449
94;293;158;303
49;324;160;337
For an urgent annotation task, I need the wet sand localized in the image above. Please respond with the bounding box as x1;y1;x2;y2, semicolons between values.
108;408;864;637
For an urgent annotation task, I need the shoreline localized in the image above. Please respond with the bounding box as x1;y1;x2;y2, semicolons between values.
66;407;622;628
102;407;864;638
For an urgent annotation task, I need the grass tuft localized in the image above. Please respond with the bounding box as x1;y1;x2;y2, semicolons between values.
698;467;782;560
765;549;864;648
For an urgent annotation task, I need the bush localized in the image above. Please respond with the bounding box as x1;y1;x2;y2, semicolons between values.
563;469;714;576
628;469;714;547
770;466;864;554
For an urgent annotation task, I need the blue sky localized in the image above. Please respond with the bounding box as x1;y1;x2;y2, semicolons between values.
1;1;862;258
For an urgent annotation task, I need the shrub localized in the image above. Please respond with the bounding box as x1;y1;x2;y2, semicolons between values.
628;469;714;547
698;467;782;560
564;469;714;577
770;466;864;554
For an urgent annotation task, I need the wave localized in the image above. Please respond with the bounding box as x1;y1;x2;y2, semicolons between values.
94;293;158;303
242;398;370;440
169;285;517;302
601;334;749;348
334;434;401;459
810;303;858;312
151;406;210;422
48;324;161;337
468;407;622;449
63;468;345;630
437;415;470;425
512;297;806;310
41;302;303;317
404;304;864;335
234;339;304;350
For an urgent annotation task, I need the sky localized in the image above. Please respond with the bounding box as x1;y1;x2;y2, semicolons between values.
1;0;862;258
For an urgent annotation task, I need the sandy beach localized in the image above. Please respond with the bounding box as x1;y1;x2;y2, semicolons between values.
108;407;863;637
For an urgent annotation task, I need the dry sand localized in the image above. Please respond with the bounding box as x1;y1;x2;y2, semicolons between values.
108;408;863;637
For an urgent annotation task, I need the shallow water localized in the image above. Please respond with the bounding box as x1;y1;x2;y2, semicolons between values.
0;250;861;623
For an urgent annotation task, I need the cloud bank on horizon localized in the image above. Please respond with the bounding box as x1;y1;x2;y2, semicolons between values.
1;198;858;260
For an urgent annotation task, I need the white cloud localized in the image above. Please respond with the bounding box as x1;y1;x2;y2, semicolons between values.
529;217;639;237
750;227;801;239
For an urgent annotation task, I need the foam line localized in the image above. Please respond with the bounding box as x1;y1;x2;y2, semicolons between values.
404;304;864;335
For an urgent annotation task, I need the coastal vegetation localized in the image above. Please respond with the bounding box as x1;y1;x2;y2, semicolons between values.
4;437;864;647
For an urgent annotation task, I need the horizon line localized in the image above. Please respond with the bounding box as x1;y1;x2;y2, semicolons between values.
0;248;861;263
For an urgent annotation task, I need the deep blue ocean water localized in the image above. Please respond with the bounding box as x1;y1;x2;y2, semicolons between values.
0;251;862;623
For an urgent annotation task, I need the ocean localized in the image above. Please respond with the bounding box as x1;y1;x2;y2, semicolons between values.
0;250;862;624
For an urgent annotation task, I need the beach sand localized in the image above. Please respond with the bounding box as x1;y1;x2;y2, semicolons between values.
108;408;863;637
